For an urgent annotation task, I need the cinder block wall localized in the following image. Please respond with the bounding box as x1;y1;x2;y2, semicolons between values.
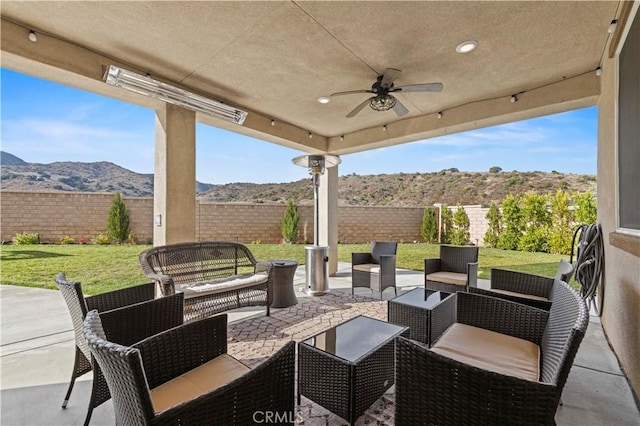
1;191;489;245
444;204;490;246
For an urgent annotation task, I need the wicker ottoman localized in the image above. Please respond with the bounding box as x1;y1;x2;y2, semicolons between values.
388;288;455;347
297;315;408;425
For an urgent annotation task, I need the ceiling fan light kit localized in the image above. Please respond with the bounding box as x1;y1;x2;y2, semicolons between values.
330;68;443;118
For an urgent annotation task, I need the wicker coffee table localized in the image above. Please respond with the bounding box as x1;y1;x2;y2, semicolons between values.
297;315;408;425
387;288;455;347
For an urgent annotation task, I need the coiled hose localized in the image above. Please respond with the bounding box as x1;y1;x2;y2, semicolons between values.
570;224;604;315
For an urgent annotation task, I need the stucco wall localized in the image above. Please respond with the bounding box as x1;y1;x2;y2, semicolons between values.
598;37;640;396
0;191;491;246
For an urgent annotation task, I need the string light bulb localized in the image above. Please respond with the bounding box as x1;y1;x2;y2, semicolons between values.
383;125;387;132
437;112;442;119
510;95;518;103
340;135;344;142
271;119;275;126
596;67;602;77
308;132;313;139
28;30;37;42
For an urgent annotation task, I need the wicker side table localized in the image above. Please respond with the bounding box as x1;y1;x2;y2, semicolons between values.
388;288;455;347
298;316;408;425
270;260;299;308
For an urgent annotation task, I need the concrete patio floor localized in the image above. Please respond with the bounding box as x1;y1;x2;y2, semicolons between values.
1;263;638;425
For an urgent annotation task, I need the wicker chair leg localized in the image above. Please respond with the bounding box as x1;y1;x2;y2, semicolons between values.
82;407;93;426
62;350;82;408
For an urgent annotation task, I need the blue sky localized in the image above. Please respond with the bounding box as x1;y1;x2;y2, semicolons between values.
1;68;597;184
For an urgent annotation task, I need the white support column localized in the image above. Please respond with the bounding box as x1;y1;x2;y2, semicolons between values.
153;104;196;246
319;165;339;276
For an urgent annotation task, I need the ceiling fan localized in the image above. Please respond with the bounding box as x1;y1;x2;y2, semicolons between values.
330;68;443;118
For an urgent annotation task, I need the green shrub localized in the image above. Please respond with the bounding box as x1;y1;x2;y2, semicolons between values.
421;208;438;243
440;205;453;244
107;192;130;243
497;194;523;250
548;189;574;254
280;199;299;243
483;202;501;248
574;191;597;225
12;232;40;245
450;204;470;245
519;192;551;252
59;235;75;245
93;234;110;245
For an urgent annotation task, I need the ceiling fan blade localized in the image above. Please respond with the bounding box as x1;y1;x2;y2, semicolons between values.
380;68;401;88
330;89;374;97
393;82;444;93
392;98;409;117
346;97;372;118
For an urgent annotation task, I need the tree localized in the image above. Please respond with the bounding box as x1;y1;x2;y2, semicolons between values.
421;208;438;243
548;189;574;254
483;202;501;248
518;192;551;252
450;204;470;245
489;166;503;173
107;192;130;243
574;191;597;225
497;194;523;250
280;199;299;243
440;205;453;244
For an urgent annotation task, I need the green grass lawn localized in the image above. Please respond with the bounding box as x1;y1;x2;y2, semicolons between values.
0;243;569;295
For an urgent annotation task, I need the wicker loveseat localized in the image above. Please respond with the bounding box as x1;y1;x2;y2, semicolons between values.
139;241;273;322
396;278;588;425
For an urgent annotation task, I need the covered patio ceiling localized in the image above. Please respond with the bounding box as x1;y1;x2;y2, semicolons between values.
1;1;617;156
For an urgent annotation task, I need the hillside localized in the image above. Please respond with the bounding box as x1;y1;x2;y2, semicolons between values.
1;152;596;206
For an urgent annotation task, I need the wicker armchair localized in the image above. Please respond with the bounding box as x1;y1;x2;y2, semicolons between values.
469;260;574;310
396;279;588;425
352;241;398;299
82;311;296;425
55;273;184;426
424;245;478;293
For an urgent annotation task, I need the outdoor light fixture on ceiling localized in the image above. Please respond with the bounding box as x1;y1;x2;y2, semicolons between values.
370;94;397;111
103;65;248;125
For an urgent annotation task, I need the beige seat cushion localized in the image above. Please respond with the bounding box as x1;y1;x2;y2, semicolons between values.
353;264;381;274
426;271;468;286
431;323;540;381
490;288;549;302
150;354;250;413
177;273;268;299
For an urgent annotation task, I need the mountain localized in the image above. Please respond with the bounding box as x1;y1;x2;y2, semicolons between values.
0;152;596;206
0;151;28;166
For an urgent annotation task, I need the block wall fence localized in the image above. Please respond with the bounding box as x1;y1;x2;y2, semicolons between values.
0;191;490;245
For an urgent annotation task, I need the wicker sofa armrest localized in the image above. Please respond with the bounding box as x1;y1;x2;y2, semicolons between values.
424;258;441;274
98;293;184;347
255;261;273;275
352;252;373;265
378;254;396;270
396;336;557;426
491;268;554;298
133;314;228;389
154;340;296;424
467;262;478;288
455;292;549;345
85;282;155;312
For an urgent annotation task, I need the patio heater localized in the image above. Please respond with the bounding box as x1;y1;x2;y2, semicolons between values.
292;154;341;296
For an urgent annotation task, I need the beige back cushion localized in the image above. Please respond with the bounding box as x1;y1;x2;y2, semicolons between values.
431;323;540;381
491;288;549;302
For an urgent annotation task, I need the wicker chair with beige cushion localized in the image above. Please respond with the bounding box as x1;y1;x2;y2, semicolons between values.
396;279;588;425
469;260;574;310
424;245;479;294
351;242;398;299
82;311;295;425
55;273;184;426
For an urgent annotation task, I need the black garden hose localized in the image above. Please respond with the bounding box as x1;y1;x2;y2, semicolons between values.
570;224;604;315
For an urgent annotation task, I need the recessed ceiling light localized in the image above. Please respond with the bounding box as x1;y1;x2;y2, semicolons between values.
317;96;331;104
456;40;478;53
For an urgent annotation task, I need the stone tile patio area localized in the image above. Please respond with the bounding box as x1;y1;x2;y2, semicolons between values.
1;263;638;425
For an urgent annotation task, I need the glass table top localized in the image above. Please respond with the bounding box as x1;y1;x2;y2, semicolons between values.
301;315;407;362
391;288;452;309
